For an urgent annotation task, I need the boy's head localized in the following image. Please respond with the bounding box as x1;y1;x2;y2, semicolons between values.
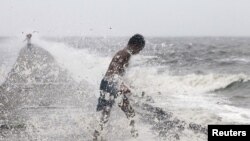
127;34;145;54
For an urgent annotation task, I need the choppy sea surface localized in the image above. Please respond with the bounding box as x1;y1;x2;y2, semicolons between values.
0;36;250;141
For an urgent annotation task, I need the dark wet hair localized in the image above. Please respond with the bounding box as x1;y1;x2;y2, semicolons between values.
128;34;145;48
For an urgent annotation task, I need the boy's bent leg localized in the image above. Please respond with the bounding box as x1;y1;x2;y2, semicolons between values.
119;95;138;137
119;95;135;118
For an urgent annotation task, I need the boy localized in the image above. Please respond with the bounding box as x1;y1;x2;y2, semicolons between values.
94;34;145;140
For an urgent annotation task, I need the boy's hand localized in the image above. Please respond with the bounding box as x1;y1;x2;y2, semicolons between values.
120;83;131;94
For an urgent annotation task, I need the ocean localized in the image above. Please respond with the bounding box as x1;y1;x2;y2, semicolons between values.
0;36;250;141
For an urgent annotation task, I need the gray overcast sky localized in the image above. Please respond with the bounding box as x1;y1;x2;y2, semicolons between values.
1;0;250;36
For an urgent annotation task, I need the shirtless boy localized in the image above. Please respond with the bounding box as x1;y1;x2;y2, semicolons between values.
94;34;145;140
